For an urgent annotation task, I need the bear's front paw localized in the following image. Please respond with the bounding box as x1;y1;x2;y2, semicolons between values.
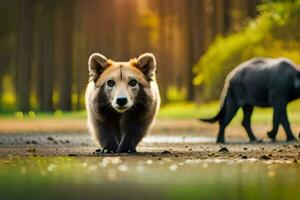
116;145;137;153
101;144;118;153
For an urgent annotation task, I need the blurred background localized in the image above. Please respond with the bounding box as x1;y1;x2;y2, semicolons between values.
0;0;300;114
1;2;300;197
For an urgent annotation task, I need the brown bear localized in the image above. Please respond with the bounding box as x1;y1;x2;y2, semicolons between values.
85;53;160;153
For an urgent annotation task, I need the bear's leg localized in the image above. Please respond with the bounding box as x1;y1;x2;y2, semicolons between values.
117;136;137;153
97;124;120;153
116;122;148;153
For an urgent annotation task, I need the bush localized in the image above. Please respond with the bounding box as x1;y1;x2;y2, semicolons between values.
194;0;300;100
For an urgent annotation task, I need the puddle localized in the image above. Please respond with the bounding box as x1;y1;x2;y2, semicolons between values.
0;133;217;146
142;135;215;143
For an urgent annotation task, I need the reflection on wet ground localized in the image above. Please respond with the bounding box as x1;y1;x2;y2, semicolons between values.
0;156;299;200
0;131;299;199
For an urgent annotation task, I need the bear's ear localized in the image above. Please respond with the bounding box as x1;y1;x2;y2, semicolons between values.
88;53;109;82
136;53;156;80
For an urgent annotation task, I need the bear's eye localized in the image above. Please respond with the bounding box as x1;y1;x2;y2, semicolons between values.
107;80;115;87
128;79;138;87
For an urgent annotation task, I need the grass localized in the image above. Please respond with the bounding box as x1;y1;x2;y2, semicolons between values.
0;100;300;124
159;100;300;124
1;99;300;124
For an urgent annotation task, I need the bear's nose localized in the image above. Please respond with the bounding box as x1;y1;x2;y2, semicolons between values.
116;97;128;107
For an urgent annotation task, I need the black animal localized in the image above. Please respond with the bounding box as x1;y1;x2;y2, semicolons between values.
200;57;299;143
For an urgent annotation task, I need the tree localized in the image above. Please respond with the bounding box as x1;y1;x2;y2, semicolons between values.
0;0;17;110
185;0;206;101
37;0;55;111
157;0;170;103
57;0;74;111
16;0;34;112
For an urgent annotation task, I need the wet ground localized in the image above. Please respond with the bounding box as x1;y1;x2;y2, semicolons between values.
1;155;300;200
0;121;300;199
0;131;299;160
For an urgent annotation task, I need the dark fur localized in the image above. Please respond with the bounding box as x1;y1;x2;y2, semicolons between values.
200;57;300;143
86;53;159;153
93;83;155;153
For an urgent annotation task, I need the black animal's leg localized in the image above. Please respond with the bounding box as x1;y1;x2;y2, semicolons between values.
267;103;282;141
281;106;296;141
267;100;295;141
97;124;119;153
217;97;239;143
242;105;259;142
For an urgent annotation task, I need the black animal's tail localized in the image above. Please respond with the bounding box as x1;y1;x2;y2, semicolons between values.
199;98;226;123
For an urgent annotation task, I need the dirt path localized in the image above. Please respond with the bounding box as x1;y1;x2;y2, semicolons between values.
0;118;300;161
0;132;299;162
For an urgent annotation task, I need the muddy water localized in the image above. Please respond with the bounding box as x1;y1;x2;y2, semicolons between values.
0;156;299;200
0;132;216;146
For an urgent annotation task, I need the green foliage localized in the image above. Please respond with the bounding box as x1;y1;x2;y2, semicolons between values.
194;0;300;100
166;87;187;102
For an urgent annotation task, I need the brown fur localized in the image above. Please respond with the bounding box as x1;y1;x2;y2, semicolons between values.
85;53;160;153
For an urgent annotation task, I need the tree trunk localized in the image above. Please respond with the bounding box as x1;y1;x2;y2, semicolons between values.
186;0;205;101
248;0;260;18
223;0;231;33
39;0;54;112
58;1;74;111
74;0;85;110
214;0;226;35
186;1;194;101
16;0;34;112
157;0;168;103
